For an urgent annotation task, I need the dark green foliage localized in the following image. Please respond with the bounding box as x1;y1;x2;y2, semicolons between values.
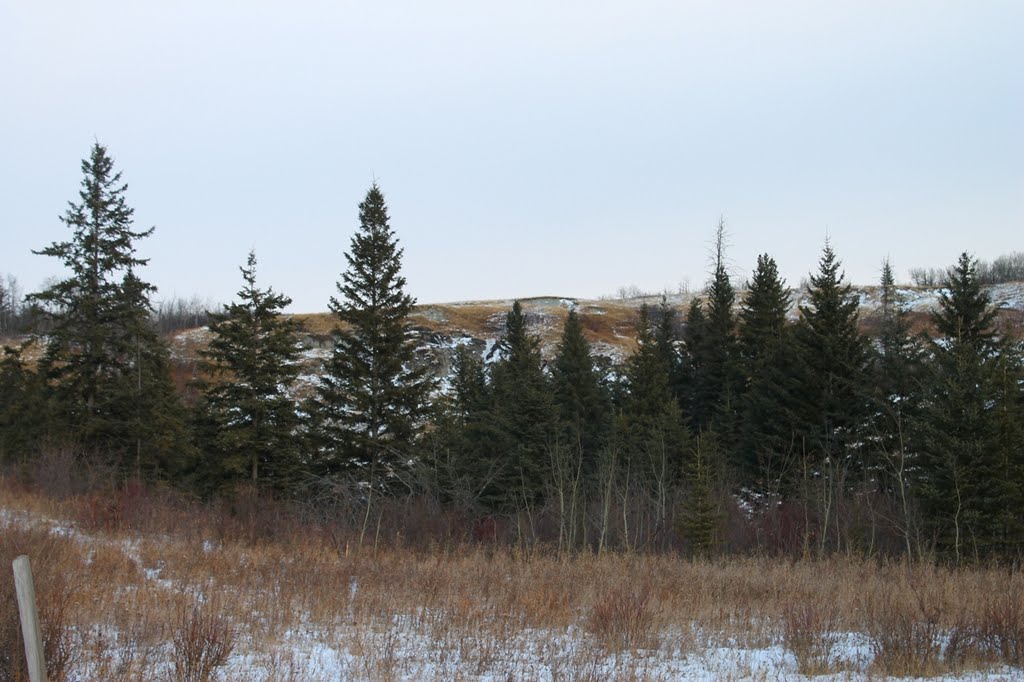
311;184;432;487
0;343;50;461
652;297;687;410
551;309;612;480
429;344;504;509
792;241;869;461
933;253;999;352
915;253;1024;561
739;254;790;374
197;251;302;493
678;432;724;557
27;143;189;475
865;261;924;469
874;260;921;395
735;254;799;492
549;309;614;547
858;260;926;555
489;301;556;510
622;305;690;498
684;220;742;435
681;297;708;422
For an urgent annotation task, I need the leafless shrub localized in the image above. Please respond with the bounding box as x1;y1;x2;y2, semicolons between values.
586;586;657;652
172;603;235;682
865;581;944;676
980;589;1024;666
782;602;838;675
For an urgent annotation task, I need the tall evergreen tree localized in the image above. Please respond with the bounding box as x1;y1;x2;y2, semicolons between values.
791;241;869;554
735;254;798;493
550;308;613;548
916;253;1023;561
430;344;498;509
931;253;999;352
621;304;690;544
681;297;708;423
489;300;556;511
551;309;611;475
792;241;869;460
27;142;187;474
312;184;432;487
653;297;686;408
197;251;302;493
864;259;924;556
738;254;790;375
686;219;741;433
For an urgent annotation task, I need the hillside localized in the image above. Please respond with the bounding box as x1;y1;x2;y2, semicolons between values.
161;281;1024;397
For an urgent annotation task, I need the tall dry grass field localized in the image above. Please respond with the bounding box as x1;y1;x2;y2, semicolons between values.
1;480;1022;680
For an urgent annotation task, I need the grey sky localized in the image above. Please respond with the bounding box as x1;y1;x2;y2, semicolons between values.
4;1;1021;312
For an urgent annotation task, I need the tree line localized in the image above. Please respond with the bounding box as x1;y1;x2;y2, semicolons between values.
910;250;1024;287
2;143;1022;563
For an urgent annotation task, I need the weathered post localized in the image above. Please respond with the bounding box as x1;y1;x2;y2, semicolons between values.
12;555;48;682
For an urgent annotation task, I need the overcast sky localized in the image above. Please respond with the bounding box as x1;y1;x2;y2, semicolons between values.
3;1;1021;312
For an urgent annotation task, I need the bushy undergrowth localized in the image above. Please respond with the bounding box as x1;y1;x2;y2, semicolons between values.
1;473;1024;680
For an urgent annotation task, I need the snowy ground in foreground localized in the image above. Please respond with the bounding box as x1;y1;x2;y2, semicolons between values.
5;506;1023;682
135;625;1023;681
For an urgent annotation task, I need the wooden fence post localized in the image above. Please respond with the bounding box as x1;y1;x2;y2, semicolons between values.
12;555;48;682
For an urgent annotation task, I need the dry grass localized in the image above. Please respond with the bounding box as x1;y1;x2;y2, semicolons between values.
1;482;1023;680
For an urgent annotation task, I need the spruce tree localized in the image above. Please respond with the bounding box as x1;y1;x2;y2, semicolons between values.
653;297;686;409
489;300;556;511
792;241;869;460
312;184;432;487
550;308;613;548
703;219;741;421
27;142;188;474
678;432;724;557
864;259;924;556
791;241;869;554
551;308;612;477
686;219;741;434
197;251;302;493
738;254;790;375
681;297;708;423
735;254;798;493
429;344;502;510
932;252;998;352
916;253;1023;560
622;304;690;544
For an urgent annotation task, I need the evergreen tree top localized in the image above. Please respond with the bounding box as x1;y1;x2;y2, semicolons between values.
203;250;300;383
739;253;790;362
331;183;413;321
800;241;859;325
497;300;541;366
29;143;156;315
705;217;737;337
740;254;789;327
932;252;998;351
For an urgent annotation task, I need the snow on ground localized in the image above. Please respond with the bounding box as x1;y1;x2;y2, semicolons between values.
4;508;1023;681
150;622;1024;681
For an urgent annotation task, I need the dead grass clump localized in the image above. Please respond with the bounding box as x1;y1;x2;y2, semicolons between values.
781;602;838;675
0;524;80;682
172;602;235;682
865;577;946;677
980;588;1024;667
586;585;657;652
